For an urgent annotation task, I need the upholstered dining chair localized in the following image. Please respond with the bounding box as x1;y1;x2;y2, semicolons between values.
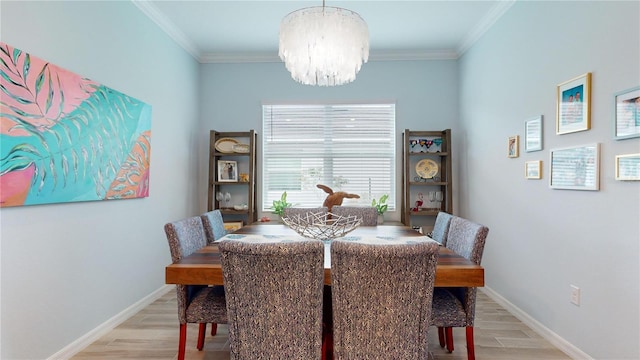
164;216;228;360
331;206;378;226
200;209;229;335
201;210;227;244
429;211;455;245
219;238;325;359
431;216;489;360
283;206;328;219
331;238;440;359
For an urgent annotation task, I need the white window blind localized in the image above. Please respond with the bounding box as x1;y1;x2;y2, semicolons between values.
262;103;396;211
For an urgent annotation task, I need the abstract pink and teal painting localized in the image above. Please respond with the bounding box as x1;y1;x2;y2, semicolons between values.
0;43;152;207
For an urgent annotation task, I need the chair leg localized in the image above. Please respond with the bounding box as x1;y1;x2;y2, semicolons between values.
466;326;475;360
211;323;218;336
197;323;206;350
445;327;454;353
322;323;334;360
438;327;446;347
178;324;187;360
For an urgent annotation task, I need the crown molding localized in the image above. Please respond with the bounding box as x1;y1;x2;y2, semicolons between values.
369;50;458;61
199;49;458;64
200;52;281;63
457;0;516;56
131;0;201;60
133;0;511;64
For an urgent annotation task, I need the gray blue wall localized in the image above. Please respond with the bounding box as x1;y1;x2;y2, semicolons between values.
458;1;639;359
1;1;200;358
197;60;460;223
1;1;638;359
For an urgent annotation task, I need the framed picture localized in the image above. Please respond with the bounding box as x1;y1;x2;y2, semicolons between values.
615;153;640;181
524;116;543;152
556;72;591;135
224;221;243;232
549;143;600;190
508;135;519;158
217;160;238;182
525;161;542;179
613;86;640;140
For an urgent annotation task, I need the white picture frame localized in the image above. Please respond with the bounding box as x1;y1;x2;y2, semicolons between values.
613;86;640;140
217;160;238;182
549;143;600;191
524;116;543;152
525;160;542;179
615;153;640;181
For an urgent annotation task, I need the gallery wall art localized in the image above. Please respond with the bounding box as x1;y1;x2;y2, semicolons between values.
0;42;152;207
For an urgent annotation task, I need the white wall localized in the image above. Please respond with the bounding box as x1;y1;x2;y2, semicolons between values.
0;1;200;358
198;60;460;225
458;1;639;359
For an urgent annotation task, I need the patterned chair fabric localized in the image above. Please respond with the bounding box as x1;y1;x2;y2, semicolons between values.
330;238;440;359
331;206;378;226
201;210;227;244
283;207;328;219
218;238;325;360
164;216;228;360
430;211;455;245
431;216;489;360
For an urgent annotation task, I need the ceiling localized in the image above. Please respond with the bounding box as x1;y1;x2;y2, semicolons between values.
134;0;515;63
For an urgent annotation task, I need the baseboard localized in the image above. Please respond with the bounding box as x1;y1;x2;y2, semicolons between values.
480;287;594;360
47;285;173;360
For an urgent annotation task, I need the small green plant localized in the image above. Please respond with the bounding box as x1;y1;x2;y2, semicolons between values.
270;191;293;216
371;194;389;215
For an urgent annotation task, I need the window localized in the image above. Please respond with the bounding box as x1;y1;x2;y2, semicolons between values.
262;103;396;211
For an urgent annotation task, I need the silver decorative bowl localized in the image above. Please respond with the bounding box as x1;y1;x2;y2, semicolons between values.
281;211;362;240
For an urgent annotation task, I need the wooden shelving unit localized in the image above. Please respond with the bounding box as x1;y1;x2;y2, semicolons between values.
401;129;452;227
208;130;257;225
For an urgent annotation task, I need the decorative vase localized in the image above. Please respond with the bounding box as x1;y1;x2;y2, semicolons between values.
377;214;384;225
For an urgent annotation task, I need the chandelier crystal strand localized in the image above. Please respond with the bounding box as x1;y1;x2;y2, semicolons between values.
279;6;369;86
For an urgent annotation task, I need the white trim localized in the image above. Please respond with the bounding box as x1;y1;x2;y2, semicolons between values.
200;52;281;64
131;0;201;60
199;49;458;64
457;0;516;55
47;285;173;360
131;0;504;63
369;50;457;61
480;287;594;360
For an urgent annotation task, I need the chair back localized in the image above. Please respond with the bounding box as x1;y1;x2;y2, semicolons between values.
331;206;378;226
445;217;489;265
331;238;440;359
164;216;210;324
441;217;489;325
201;210;227;244
165;216;208;263
283;207;328;219
431;211;455;245
219;239;325;359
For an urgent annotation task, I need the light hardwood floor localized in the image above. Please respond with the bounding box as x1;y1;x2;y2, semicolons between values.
71;290;571;360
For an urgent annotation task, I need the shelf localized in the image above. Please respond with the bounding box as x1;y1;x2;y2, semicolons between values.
409;181;448;186
408;152;449;157
402;129;452;227
220;209;250;215
208;130;257;225
408;209;442;216
213;152;251;157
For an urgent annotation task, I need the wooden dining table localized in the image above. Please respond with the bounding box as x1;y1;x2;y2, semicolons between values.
165;223;484;288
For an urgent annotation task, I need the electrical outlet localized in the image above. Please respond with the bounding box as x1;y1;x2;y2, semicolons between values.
570;285;580;306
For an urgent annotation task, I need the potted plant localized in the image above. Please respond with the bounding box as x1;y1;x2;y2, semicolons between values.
371;194;389;224
270;191;293;217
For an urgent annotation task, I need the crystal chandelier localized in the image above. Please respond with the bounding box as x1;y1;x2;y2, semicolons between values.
278;1;369;86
